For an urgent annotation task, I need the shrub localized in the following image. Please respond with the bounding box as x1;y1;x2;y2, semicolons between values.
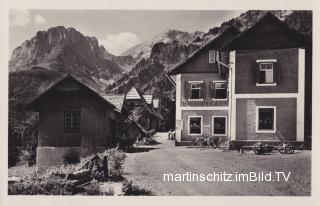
8;175;76;195
102;185;114;196
105;149;125;181
121;179;152;196
83;181;102;195
18;149;36;166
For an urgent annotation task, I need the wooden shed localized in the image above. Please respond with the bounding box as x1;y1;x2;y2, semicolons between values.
26;74;119;169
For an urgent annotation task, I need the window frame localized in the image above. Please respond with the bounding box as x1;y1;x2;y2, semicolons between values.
209;50;216;63
256;59;277;86
188;116;203;135
255;106;276;133
212;116;227;136
64;109;80;133
212;80;228;100
188;81;203;101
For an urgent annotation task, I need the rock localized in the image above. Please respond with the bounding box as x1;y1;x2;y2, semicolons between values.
71;176;92;187
67;169;91;180
8;176;22;184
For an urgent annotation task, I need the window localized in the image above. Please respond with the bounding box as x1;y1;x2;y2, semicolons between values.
191;83;201;99
64;110;80;132
256;107;276;133
256;59;277;85
259;63;274;84
212;116;227;136
209;50;216;63
188;116;202;135
212;81;227;99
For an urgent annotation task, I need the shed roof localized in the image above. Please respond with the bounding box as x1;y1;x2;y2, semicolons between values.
26;73;116;110
142;95;153;104
119;117;148;135
126;87;141;100
102;94;125;112
125;87;163;120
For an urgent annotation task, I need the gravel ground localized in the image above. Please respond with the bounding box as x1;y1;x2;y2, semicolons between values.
123;132;311;196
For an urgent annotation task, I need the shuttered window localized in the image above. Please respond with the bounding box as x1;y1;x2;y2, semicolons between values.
259;63;273;83
64;110;80;132
190;83;201;99
209;50;216;63
256;60;278;85
211;81;227;99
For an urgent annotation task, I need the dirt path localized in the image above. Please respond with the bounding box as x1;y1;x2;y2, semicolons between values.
123;132;311;196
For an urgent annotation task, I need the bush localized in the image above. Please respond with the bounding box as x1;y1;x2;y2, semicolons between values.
121;179;152;196
106;149;125;181
8;114;38;167
83;181;102;195
8;175;76;195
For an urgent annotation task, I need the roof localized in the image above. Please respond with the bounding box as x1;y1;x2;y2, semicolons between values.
126;87;163;120
168;12;311;75
119;117;148;135
222;12;311;50
168;26;239;75
142;95;153;104
102;94;125;112
126;87;141;100
26;74;116;110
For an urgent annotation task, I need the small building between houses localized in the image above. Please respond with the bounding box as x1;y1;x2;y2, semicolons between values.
124;87;163;131
26;74;119;170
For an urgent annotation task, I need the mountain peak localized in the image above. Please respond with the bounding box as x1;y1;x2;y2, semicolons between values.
121;29;202;59
9;25;124;89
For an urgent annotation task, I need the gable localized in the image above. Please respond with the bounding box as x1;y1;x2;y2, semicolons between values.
26;74;115;111
168;27;239;75
224;13;311;50
55;77;85;92
126;87;141;100
143;95;153;104
102;94;125;112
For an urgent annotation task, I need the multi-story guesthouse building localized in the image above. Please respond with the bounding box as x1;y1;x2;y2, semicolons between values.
168;12;312;148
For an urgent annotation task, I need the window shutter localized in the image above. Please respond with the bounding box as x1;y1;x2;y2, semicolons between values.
184;81;189;99
216;51;220;62
254;64;260;84
200;82;205;99
211;82;216;99
274;63;280;84
209;50;216;63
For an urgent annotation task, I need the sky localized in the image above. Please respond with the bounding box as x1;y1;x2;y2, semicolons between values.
9;10;244;55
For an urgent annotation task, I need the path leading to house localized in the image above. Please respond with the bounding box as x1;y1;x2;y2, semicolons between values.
123;132;311;196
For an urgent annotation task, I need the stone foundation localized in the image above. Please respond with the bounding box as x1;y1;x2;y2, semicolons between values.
36;146;106;171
